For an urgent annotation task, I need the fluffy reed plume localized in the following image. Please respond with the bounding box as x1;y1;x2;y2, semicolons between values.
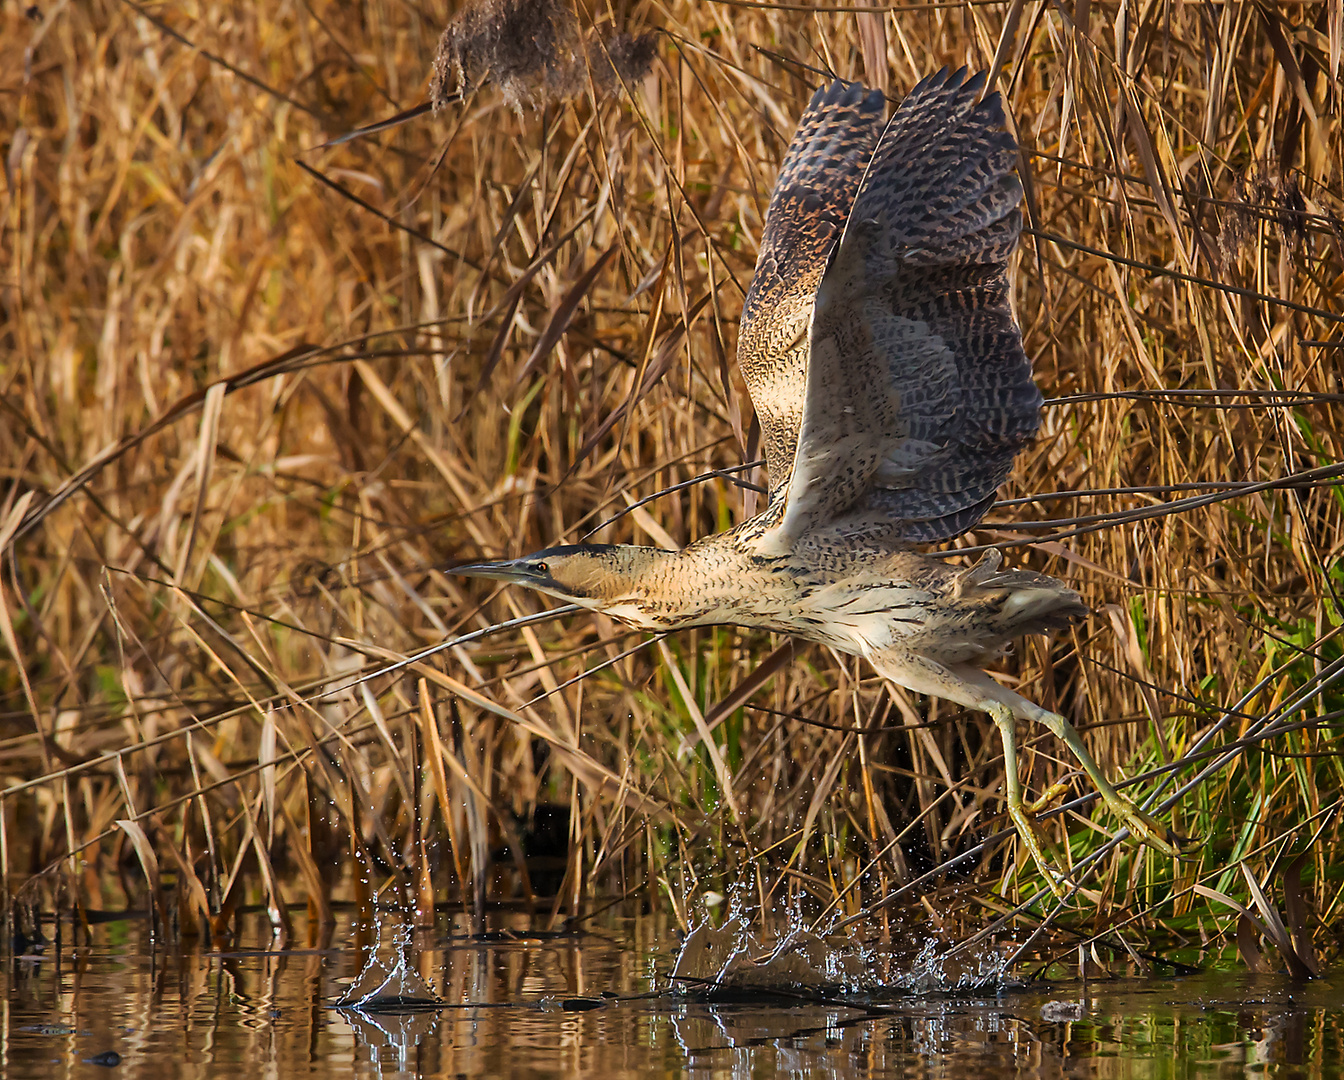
430;0;656;109
1;0;1342;967
588;31;658;90
431;0;578;106
1217;167;1315;263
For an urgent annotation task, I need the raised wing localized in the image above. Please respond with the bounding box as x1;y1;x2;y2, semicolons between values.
765;68;1040;550
737;80;885;498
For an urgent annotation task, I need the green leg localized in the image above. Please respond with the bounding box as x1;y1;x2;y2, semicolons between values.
988;703;1071;900
1035;709;1185;857
865;650;1189;894
945;662;1189;859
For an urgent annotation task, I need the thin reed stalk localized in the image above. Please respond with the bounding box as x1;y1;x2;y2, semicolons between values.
1;0;1341;965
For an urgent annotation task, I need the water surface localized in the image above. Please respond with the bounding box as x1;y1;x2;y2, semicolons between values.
3;909;1340;1077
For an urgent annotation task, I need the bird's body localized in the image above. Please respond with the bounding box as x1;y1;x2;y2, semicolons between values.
456;67;1183;886
520;531;1080;669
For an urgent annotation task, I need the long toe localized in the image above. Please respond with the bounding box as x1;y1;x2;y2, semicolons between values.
1106;796;1189;858
1006;804;1073;902
1023;779;1073;816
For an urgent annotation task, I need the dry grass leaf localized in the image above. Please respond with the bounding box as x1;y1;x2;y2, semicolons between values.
114;819;165;932
1;0;1342;954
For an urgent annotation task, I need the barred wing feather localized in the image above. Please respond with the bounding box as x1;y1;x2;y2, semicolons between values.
766;68;1041;550
736;80;886;499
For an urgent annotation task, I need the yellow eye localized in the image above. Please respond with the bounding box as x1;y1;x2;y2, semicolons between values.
535;562;549;574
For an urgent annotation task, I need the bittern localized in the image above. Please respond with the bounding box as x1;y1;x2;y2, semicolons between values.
455;69;1184;886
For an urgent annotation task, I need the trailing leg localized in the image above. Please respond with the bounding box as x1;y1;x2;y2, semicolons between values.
985;701;1071;897
867;647;1189;894
1031;707;1184;856
951;665;1187;857
868;649;1074;894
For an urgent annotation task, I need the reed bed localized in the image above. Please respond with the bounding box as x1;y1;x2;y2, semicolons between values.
2;0;1342;971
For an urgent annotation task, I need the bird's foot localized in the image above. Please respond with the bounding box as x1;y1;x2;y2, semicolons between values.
1024;779;1072;816
1032;706;1197;859
1100;792;1197;858
1005;802;1074;903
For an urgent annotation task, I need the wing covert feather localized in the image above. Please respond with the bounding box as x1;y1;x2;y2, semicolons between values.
737;80;886;497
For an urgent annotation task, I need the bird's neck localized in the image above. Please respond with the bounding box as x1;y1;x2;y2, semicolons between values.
598;535;768;631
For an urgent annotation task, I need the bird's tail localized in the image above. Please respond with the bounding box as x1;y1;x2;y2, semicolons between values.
956;549;1090;637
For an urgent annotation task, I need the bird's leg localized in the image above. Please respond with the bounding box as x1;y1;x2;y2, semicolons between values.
1030;708;1185;857
931;663;1187;857
865;649;1078;896
986;703;1071;899
867;650;1188;896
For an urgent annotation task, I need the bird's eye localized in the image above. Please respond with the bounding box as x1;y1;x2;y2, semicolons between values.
534;562;549;574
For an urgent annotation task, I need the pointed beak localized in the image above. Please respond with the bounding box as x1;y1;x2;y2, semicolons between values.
449;558;541;585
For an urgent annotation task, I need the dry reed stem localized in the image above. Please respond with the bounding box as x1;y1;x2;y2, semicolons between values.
1;0;1342;961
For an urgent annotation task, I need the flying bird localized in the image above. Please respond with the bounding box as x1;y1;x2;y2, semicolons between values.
455;68;1184;889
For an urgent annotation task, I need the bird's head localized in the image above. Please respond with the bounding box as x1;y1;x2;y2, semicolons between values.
451;543;673;623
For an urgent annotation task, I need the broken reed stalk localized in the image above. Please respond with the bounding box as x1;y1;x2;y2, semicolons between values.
1;0;1342;965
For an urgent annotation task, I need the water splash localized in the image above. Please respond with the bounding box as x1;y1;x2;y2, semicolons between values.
890;935;1014;992
670;907;874;992
669;900;1014;993
337;894;440;1009
332;883;444;1071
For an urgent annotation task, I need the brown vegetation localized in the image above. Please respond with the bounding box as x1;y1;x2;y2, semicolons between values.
2;0;1342;968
